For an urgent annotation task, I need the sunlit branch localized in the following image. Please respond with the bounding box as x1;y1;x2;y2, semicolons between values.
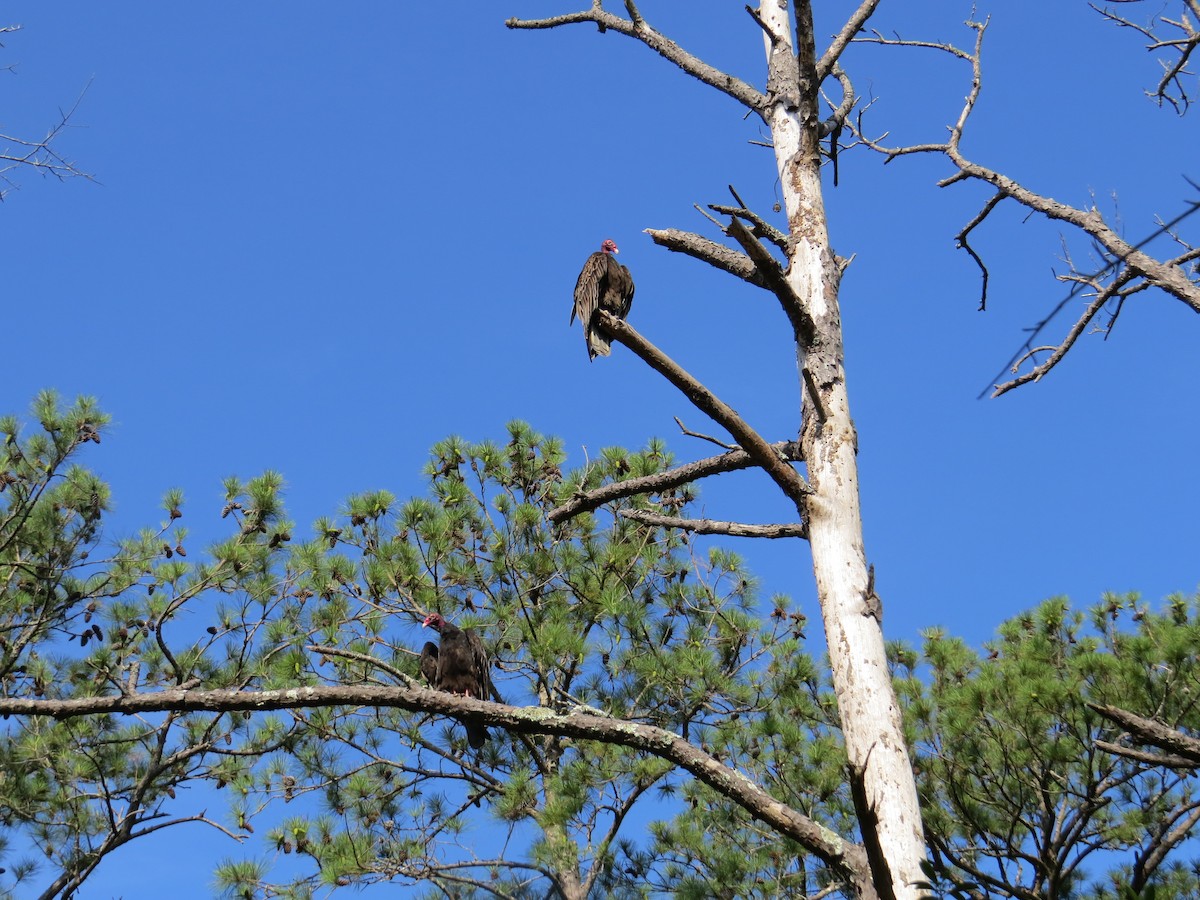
597;311;812;505
505;5;767;114
644;226;766;287
1091;0;1200;110
548;439;802;523
818;0;885;79
0;682;869;883
618;507;807;539
856;14;1200;397
1090;703;1200;766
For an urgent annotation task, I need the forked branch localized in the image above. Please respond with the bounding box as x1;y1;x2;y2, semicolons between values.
1090;702;1200;767
854;15;1200;395
597;310;812;506
1092;0;1200;111
548;440;802;523
506;4;768;114
0;80;94;199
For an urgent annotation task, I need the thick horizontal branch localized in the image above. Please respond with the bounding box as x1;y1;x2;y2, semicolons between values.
1089;702;1200;765
644;227;765;287
597;310;812;506
618;507;807;538
549;440;802;523
1094;739;1198;769
0;683;865;883
505;6;767;114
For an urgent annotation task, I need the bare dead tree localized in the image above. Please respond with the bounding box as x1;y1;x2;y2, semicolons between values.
509;2;925;897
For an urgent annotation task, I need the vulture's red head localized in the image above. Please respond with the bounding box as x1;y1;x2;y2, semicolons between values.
601;239;619;255
422;613;446;631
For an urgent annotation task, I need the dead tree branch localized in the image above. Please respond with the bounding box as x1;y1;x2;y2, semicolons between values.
506;5;768;114
1089;702;1200;766
1092;1;1200;111
0;682;869;887
549;440;803;523
0;79;94;199
723;216;816;344
618;507;807;538
1095;740;1199;769
644;227;766;287
597;310;812;506
854;16;1200;395
818;0;885;79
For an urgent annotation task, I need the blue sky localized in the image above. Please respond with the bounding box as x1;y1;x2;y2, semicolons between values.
3;2;1198;895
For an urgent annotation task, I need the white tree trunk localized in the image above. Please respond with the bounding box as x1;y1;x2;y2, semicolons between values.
760;3;926;896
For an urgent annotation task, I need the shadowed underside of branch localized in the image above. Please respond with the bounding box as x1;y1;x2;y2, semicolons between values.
1090;702;1200;767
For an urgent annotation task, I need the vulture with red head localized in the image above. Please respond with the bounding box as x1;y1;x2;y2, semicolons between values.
572;238;635;360
420;613;490;749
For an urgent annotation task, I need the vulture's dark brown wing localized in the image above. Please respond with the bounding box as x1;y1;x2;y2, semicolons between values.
601;257;635;322
435;623;491;749
573;252;634;360
464;629;490;700
572;251;606;359
419;641;439;686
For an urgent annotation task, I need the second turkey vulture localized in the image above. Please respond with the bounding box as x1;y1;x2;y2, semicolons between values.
572;238;635;360
421;613;490;749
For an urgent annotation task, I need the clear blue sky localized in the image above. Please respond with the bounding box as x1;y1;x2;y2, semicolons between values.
3;2;1198;896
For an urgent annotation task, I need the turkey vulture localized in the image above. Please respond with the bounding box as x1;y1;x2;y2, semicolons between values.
572;238;635;360
421;613;490;749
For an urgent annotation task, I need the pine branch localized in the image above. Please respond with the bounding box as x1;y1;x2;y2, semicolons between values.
1089;703;1200;765
0;683;869;885
1094;740;1198;769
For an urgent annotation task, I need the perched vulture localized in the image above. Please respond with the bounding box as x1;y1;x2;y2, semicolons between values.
572;238;635;360
420;613;490;749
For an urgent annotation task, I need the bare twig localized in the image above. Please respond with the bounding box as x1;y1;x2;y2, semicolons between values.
958;192;1005;311
673;416;738;451
1091;0;1200;110
855;15;1200;395
0;79;94;199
